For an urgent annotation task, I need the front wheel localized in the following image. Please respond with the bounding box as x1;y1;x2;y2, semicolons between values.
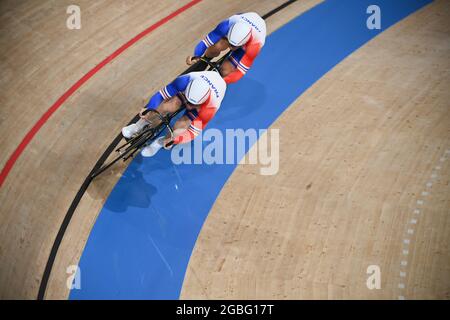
90;126;157;179
90;149;131;179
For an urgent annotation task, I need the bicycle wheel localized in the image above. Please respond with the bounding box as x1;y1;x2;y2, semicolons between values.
91;106;183;179
90;147;134;179
91;126;157;179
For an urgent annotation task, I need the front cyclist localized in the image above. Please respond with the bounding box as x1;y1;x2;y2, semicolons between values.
122;71;226;157
186;12;266;84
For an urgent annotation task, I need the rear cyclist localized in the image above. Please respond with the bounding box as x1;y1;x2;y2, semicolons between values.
121;71;227;157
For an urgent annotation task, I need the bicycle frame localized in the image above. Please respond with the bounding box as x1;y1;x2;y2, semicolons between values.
91;104;186;178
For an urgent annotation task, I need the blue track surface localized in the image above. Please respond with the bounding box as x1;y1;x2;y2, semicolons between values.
71;0;432;299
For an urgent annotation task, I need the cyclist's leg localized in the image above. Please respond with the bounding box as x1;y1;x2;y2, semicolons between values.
142;95;183;125
123;95;183;139
157;95;183;114
170;115;192;138
164;108;197;143
220;60;236;77
141;113;193;157
220;47;245;77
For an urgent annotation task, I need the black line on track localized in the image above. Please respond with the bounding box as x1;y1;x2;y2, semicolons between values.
37;0;298;300
262;0;298;19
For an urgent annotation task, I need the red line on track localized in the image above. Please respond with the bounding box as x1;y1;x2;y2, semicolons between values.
0;0;202;188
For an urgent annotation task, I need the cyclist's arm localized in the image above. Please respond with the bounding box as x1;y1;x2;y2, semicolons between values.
223;42;262;84
194;20;230;57
173;103;217;144
145;75;190;109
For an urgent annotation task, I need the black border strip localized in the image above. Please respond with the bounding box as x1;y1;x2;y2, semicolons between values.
37;0;298;300
262;0;298;19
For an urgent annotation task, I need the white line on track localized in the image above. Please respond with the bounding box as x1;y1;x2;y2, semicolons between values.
397;149;448;300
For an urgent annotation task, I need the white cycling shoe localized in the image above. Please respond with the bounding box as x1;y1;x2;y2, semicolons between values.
141;137;165;157
121;119;148;139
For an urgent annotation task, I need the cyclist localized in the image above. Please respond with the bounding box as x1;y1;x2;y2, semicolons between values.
186;12;266;84
121;71;226;157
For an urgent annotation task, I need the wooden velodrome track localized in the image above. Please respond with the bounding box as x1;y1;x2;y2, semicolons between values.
0;0;448;299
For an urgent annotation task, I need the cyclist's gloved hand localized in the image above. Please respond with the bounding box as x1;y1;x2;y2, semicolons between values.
139;107;148;118
186;55;200;65
164;139;174;150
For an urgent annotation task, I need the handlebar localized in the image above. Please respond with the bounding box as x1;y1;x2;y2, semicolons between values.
198;57;220;72
195;50;233;75
138;51;233;144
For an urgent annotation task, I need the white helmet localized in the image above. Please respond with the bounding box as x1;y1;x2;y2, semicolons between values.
185;79;211;105
227;22;251;47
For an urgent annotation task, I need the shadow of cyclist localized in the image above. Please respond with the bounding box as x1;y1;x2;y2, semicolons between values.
214;76;267;124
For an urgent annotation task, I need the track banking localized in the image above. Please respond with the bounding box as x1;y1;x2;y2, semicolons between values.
170;128;279;175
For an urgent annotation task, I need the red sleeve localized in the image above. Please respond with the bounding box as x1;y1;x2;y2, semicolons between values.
173;104;217;145
223;42;262;84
